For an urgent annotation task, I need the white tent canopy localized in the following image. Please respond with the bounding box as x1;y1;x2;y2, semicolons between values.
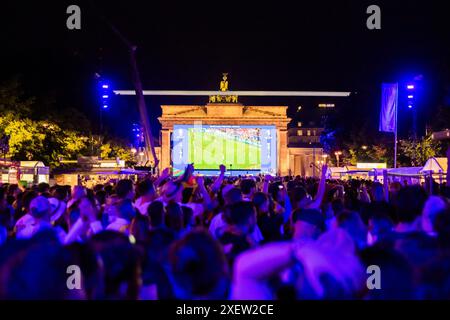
420;157;447;174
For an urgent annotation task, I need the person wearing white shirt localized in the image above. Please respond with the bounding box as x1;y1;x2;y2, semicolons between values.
134;179;156;215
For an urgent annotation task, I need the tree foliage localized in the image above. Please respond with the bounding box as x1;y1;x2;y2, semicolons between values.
0;78;134;167
399;134;444;167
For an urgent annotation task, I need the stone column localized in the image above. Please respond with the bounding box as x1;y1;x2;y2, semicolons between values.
279;129;289;176
160;129;171;171
289;154;295;176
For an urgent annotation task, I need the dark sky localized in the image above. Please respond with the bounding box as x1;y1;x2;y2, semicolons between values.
1;0;449;139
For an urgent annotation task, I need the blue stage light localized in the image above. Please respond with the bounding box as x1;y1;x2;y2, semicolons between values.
407;84;415;90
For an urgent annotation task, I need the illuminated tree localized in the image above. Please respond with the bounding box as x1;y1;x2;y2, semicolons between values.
0;78;136;167
399;134;444;167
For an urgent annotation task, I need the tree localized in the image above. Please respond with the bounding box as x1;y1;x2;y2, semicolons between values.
399;134;444;167
100;140;135;164
0;113;89;167
0;77;137;167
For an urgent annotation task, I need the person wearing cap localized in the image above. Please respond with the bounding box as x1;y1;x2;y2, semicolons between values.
48;197;67;225
15;196;66;241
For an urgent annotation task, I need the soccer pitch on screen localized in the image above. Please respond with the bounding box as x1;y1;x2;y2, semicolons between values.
188;126;262;170
171;125;277;174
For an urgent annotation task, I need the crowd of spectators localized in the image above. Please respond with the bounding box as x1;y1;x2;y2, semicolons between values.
0;163;449;300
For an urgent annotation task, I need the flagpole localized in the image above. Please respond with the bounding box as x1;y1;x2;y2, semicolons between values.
394;83;398;168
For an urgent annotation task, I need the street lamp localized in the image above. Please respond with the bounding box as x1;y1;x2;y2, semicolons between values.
334;151;342;167
362;145;368;150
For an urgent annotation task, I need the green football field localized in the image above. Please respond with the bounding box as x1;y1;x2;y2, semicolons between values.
188;129;261;170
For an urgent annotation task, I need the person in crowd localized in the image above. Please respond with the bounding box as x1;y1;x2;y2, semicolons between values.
240;179;256;202
165;202;184;237
15;196;65;241
147;200;166;229
134;179;156;215
359;246;415;299
106;198;137;235
335;211;368;250
367;213;395;245
169;229;230;299
253;192;284;242
421;196;449;237
291;208;326;243
89;231;141;299
219;201;259;266
115;179;135;202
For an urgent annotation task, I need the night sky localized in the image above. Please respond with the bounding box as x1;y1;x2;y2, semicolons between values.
2;0;449;140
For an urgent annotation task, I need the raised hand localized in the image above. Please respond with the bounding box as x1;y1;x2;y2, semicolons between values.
196;175;204;186
79;198;97;223
219;164;226;174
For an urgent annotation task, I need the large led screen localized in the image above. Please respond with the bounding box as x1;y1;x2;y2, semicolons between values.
172;125;277;175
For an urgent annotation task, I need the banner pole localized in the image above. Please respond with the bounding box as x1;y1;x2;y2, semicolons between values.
394;83;398;168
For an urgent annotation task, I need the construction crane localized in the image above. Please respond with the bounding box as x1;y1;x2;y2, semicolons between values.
96;11;159;168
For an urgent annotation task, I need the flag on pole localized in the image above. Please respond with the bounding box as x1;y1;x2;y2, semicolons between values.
379;83;398;133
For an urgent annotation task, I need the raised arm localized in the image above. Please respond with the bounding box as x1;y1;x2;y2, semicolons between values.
262;174;273;194
210;164;226;194
196;176;213;211
64;198;102;244
154;167;171;189
282;189;292;223
308;165;328;209
232;242;295;299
